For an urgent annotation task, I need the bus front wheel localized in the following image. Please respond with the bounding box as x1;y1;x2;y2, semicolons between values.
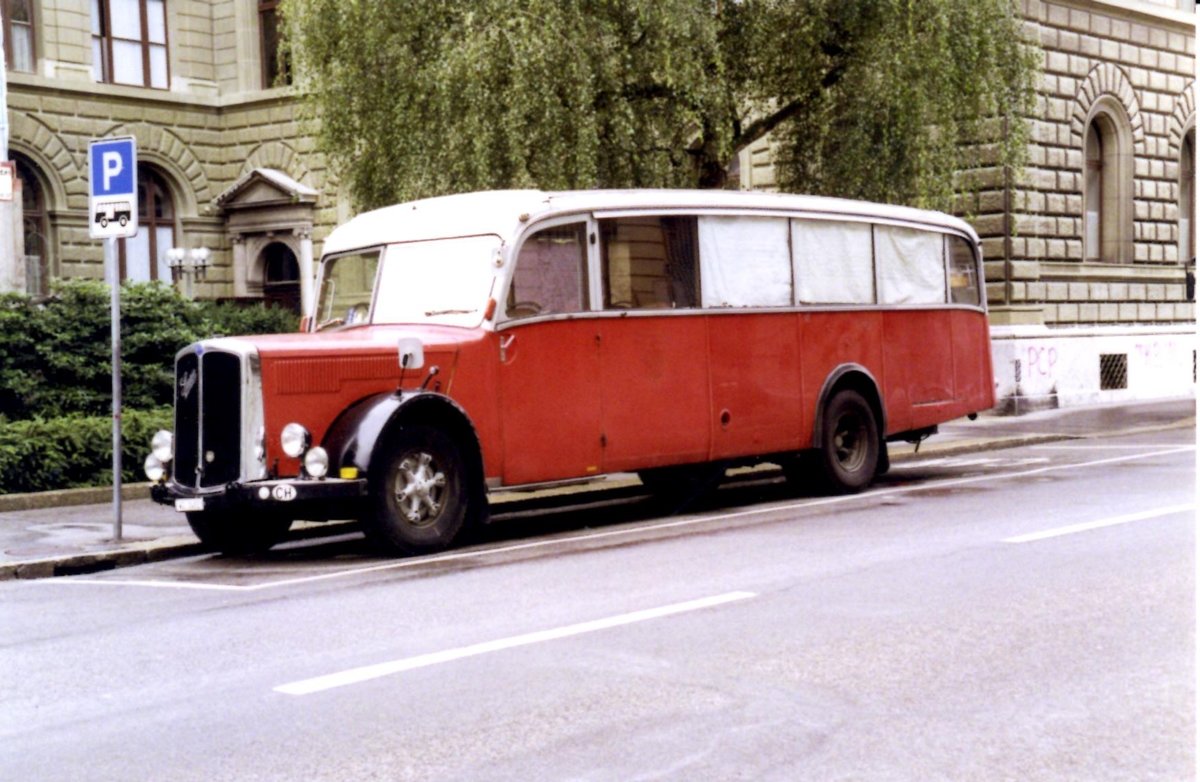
816;389;879;494
366;425;475;555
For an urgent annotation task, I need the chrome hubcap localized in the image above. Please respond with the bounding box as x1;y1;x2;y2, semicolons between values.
833;415;867;471
392;452;447;527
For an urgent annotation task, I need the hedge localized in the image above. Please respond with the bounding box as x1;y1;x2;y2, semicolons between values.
0;407;172;494
1;279;296;421
0;280;297;493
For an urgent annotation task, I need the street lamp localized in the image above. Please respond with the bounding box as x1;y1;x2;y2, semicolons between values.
166;246;209;299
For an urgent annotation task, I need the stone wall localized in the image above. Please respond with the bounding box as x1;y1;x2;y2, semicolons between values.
983;0;1195;328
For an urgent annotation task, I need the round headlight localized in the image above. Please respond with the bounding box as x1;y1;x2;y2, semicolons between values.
143;453;166;482
304;446;329;478
281;423;311;458
151;430;173;462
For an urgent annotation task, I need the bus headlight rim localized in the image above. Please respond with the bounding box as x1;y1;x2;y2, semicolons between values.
151;430;174;463
303;447;329;479
143;453;166;483
281;423;311;459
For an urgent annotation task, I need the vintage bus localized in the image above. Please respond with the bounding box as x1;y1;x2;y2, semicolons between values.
146;190;994;555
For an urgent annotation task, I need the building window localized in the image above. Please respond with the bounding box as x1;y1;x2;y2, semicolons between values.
1181;130;1195;263
13;154;49;296
120;167;175;282
2;0;35;71
1083;106;1132;263
259;0;290;88
91;0;169;89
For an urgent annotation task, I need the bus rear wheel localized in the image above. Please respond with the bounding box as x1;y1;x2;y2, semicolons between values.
366;425;475;555
816;389;880;494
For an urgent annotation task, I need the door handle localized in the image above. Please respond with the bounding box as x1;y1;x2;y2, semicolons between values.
499;333;516;363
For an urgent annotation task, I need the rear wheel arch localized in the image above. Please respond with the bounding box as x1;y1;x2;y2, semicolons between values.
811;365;886;450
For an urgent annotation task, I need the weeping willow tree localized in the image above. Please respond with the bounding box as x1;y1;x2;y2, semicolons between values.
281;0;1037;213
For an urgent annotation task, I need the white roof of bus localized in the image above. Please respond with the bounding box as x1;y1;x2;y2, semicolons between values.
321;189;978;255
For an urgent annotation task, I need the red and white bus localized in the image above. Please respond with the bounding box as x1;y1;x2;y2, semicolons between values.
147;190;994;554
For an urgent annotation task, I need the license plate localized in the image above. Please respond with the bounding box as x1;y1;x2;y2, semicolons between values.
175;497;205;512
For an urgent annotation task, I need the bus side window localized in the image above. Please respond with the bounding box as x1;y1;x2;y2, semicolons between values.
876;225;946;305
947;235;981;306
792;219;875;304
600;216;698;309
508;222;588;318
699;216;791;307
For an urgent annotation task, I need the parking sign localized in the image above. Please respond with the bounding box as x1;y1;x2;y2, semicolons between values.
88;136;138;239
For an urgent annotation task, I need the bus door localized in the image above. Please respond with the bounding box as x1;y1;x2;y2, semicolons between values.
497;221;604;485
595;216;710;472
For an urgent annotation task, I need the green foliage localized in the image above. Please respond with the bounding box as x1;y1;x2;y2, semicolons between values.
0;281;296;491
0;280;296;421
281;0;1037;212
0;408;172;494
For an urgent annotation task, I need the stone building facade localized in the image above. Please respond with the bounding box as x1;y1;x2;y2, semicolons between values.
3;0;1197;408
739;0;1196;408
2;0;344;310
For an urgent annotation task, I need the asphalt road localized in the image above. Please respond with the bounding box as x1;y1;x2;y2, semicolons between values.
2;427;1194;781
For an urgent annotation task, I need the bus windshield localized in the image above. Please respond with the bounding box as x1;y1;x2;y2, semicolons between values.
315;235;501;330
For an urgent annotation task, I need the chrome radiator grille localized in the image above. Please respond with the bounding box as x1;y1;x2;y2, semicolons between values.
173;347;245;489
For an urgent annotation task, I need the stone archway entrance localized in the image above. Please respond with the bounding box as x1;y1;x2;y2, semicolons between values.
215;168;318;312
260;241;301;312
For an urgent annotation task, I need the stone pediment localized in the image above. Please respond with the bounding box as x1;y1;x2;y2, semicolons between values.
214;168;318;211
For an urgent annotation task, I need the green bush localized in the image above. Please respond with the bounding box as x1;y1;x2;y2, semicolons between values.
0;407;172;494
0;280;298;492
0;279;297;421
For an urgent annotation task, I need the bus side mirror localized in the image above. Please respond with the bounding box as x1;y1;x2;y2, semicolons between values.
398;337;425;370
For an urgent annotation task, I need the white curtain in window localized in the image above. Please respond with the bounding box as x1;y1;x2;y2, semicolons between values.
699;216;791;307
126;231;152;282
155;227;173;282
876;226;946;304
793;219;874;304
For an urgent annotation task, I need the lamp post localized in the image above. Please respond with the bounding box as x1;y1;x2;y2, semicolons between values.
166;246;209;299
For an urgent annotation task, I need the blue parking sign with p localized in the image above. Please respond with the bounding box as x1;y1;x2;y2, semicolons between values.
88;136;138;239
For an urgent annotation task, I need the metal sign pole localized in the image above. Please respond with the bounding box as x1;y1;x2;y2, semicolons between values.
108;236;122;541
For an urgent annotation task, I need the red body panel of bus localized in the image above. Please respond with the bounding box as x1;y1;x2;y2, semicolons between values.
247;306;993;487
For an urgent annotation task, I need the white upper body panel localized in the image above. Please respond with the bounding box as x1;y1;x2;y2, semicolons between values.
320;189;979;255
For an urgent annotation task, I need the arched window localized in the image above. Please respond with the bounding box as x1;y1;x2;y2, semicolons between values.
1083;104;1133;263
261;241;301;312
12;153;49;296
1181;129;1195;263
120;166;175;282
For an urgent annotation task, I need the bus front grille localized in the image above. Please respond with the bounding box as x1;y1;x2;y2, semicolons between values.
174;348;244;489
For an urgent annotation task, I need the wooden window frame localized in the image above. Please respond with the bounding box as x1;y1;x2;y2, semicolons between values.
92;0;170;89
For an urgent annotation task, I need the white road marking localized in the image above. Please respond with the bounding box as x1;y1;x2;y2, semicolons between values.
273;591;757;696
45;445;1196;593
1002;504;1196;544
1032;443;1196;450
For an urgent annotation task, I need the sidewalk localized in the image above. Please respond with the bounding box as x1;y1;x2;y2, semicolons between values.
1;397;1193;580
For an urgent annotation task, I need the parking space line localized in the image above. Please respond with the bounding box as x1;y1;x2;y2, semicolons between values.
44;445;1195;593
273;591;757;695
1002;504;1195;544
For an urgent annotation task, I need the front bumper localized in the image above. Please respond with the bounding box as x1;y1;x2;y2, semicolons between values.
151;477;369;520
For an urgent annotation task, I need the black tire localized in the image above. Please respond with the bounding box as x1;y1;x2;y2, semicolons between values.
638;462;725;513
366;425;477;555
816;389;880;494
186;511;292;555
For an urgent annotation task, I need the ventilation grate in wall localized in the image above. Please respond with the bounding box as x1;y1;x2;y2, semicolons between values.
1099;353;1128;390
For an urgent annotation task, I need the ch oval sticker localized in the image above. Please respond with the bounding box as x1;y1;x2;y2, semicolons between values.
272;484;297;502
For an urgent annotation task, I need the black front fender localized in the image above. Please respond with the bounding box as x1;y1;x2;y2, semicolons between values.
321;391;482;481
